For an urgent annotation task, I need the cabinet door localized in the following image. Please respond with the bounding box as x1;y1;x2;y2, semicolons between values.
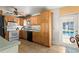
31;16;38;25
19;30;27;39
33;10;52;47
5;16;21;25
40;23;50;46
15;18;20;25
19;18;26;39
32;15;41;43
40;10;52;47
5;16;15;22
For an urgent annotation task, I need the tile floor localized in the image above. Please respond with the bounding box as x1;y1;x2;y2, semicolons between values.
19;39;66;53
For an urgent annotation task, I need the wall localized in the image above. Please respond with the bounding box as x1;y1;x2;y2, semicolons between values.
52;8;61;44
60;6;79;16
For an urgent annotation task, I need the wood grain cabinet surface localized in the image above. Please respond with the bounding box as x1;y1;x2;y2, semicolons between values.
4;10;52;47
32;10;52;47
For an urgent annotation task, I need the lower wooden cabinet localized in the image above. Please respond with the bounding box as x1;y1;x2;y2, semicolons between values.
19;30;27;39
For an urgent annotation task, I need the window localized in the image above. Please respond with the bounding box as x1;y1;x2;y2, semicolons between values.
63;22;74;36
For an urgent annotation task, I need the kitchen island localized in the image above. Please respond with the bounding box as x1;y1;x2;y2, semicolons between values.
0;36;20;53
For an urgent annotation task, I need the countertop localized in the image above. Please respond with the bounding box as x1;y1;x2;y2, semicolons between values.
0;36;20;52
7;25;40;32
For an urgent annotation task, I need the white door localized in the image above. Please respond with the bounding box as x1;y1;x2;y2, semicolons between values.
60;14;78;47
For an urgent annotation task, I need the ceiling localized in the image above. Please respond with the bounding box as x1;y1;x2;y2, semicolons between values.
0;6;63;15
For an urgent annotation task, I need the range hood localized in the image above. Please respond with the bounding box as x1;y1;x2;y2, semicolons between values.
16;14;31;18
16;15;26;18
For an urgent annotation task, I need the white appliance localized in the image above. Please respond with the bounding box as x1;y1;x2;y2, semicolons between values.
7;21;19;41
9;31;19;41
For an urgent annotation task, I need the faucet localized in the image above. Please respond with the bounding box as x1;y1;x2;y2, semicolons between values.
21;26;25;30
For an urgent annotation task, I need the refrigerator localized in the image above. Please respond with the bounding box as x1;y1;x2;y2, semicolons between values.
0;16;5;38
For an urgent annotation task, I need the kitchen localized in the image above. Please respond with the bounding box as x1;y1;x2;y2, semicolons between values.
1;6;79;53
0;6;53;53
0;0;79;59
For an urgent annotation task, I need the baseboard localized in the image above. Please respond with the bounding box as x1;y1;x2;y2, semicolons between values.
52;41;63;46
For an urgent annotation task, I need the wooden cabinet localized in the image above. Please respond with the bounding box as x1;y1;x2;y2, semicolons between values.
32;10;52;47
31;16;39;25
19;18;27;39
31;15;40;43
19;30;27;39
5;16;20;25
5;16;15;23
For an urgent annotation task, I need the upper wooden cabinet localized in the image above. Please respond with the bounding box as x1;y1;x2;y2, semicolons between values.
32;10;52;47
5;16;15;22
40;11;50;23
31;15;40;25
5;16;20;25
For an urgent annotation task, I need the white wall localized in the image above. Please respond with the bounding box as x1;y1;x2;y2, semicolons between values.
52;8;61;44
